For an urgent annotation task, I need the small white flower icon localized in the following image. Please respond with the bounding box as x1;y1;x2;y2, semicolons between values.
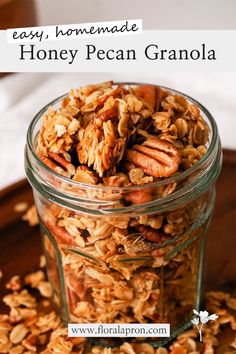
191;317;199;325
191;309;218;341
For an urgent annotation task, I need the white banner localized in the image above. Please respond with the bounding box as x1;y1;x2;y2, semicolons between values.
1;30;236;71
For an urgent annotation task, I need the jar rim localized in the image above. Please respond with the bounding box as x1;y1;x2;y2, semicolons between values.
26;82;219;193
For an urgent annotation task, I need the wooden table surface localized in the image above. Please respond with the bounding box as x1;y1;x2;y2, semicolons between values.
0;149;236;351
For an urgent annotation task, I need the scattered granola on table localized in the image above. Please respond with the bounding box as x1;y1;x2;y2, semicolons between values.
14;202;29;213
22;205;39;227
27;81;216;334
0;264;236;353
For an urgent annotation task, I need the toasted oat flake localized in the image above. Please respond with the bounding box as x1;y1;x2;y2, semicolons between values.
54;124;67;137
22;205;39;227
6;275;22;291
14;202;29;213
24;270;45;288
0;331;9;349
129;168;144;183
39;255;46;268
9;344;25;354
10;324;29;344
37;281;53;298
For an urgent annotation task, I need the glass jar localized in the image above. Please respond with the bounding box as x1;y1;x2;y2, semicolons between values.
25;84;222;346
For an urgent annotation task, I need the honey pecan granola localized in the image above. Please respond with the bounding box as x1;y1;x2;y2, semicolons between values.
29;82;214;335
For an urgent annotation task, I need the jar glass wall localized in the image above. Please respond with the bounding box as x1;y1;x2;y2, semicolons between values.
25;84;222;346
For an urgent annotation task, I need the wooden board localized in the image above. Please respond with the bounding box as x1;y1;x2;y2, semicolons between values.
0;149;236;351
206;150;236;295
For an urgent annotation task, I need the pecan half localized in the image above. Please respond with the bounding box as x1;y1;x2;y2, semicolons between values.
125;190;152;204
45;222;77;246
97;101;118;122
137;225;167;243
96;86;126;109
48;152;75;175
134;85;156;110
134;85;164;111
39;155;68;177
125;138;181;177
39;153;75;178
66;273;86;300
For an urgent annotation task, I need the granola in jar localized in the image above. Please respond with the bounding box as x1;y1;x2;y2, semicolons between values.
25;81;222;344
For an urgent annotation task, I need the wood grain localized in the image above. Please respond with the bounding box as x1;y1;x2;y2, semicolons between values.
206;150;236;295
0;179;41;310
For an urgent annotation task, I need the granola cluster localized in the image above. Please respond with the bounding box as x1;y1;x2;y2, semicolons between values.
37;81;209;182
1;264;236;354
33;82;212;332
